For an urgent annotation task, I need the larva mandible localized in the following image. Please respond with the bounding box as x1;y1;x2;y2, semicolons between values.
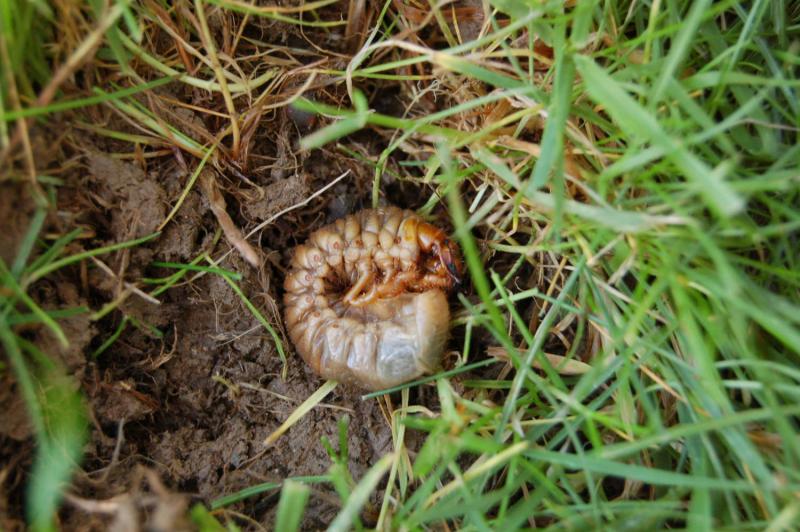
283;205;463;391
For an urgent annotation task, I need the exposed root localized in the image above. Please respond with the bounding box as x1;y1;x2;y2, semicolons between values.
200;169;261;268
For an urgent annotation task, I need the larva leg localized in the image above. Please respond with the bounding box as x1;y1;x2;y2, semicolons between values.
346;284;378;307
348;268;420;306
342;269;375;306
371;269;419;300
409;272;454;292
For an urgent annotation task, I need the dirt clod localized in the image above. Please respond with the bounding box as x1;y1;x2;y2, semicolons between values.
87;153;167;239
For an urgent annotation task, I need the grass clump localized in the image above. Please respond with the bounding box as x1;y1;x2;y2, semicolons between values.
2;0;799;530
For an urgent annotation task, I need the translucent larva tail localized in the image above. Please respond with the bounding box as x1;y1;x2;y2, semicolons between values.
368;290;449;390
412;289;450;373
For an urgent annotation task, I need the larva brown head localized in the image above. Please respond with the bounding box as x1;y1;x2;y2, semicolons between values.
415;221;464;289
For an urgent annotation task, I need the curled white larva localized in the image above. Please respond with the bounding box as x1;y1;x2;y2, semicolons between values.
282;206;462;391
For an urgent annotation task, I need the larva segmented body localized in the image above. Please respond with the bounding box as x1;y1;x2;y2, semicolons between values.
283;206;463;390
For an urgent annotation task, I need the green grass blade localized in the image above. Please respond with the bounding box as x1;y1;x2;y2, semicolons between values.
274;480;311;532
574;55;745;217
27;370;87;532
328;453;394;532
10;206;46;278
26;232;161;285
